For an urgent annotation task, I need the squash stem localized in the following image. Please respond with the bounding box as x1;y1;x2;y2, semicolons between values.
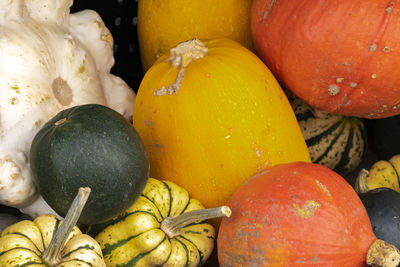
160;206;231;238
167;38;208;69
42;187;91;266
367;239;400;267
354;168;370;194
154;38;208;96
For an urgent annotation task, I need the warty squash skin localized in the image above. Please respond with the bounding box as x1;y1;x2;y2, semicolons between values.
133;38;310;211
137;0;253;71
251;0;400;118
218;162;400;267
0;0;135;219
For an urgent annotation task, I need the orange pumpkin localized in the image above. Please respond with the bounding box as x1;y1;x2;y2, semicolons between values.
218;162;400;266
138;0;253;71
251;0;400;118
133;38;310;211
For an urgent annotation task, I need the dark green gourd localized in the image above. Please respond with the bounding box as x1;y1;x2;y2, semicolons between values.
30;104;149;224
359;188;400;249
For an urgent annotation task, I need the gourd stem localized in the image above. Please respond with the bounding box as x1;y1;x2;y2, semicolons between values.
167;38;208;69
160;206;231;239
354;168;369;194
367;239;400;267
154;38;208;96
42;187;91;266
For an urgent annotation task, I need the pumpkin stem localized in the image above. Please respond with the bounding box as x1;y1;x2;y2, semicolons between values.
155;38;208;96
42;187;91;266
367;239;400;267
160;206;231;238
354;168;370;193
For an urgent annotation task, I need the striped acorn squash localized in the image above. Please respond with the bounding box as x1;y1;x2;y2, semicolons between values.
289;93;367;176
87;178;230;267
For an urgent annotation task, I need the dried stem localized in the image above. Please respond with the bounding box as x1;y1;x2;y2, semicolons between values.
42;187;91;266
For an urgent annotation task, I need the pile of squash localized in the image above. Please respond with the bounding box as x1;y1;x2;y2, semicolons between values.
1;0;400;266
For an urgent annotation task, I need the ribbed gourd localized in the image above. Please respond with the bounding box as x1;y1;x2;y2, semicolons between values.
0;188;106;266
355;154;400;194
290;93;367;176
88;178;230;267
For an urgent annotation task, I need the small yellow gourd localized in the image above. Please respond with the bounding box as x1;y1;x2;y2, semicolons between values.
88;178;231;267
0;188;105;266
355;155;400;194
133;38;311;210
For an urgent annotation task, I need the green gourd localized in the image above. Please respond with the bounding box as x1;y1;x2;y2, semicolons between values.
30;104;149;224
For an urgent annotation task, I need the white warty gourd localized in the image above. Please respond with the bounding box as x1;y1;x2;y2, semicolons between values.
0;0;135;218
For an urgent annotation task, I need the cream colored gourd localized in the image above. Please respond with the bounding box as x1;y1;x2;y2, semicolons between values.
0;0;135;218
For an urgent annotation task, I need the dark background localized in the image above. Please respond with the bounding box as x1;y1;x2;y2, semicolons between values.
71;0;144;93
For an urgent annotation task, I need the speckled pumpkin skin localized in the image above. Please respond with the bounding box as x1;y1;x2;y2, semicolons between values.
217;162;376;266
251;0;400;118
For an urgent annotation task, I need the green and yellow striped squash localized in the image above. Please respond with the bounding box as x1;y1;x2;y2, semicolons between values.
0;214;105;266
88;178;217;267
290;94;367;176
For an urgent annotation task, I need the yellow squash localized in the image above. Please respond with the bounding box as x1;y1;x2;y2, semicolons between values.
88;178;230;267
133;38;311;210
0;188;105;266
137;0;253;71
355;154;400;194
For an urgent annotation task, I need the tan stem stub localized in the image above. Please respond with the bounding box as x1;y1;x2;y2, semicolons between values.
354;168;370;194
367;239;400;267
154;38;208;96
160;206;231;239
42;187;91;266
167;38;208;69
55;117;67;126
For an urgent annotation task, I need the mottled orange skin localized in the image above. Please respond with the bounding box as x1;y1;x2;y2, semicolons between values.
251;0;400;118
218;162;376;266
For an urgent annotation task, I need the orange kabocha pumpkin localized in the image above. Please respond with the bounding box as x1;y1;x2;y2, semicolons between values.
218;162;400;266
138;0;253;71
251;0;400;118
133;38;310;211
